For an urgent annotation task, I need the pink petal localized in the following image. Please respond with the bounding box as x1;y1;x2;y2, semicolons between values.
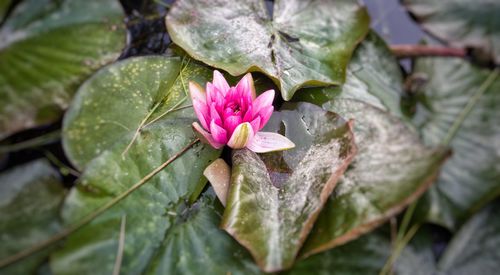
236;73;256;101
242;105;253;122
192;122;224;149
249;116;261;133
246;132;295;153
213;70;230;95
189;82;206;103
227;122;255;149
258;105;274;130
224;115;242;136
209;103;222;125
206;82;215;104
252;89;275;116
193;99;210;130
210;119;228;144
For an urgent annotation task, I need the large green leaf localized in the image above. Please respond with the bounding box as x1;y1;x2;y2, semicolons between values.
145;189;262;275
293;31;404;117
300;99;448;257
411;57;500;230
437;200;500;274
51;56;222;274
0;0;126;139
63;56;212;169
221;102;357;272
0;160;65;275
402;0;500;64
287;231;390;275
166;0;370;100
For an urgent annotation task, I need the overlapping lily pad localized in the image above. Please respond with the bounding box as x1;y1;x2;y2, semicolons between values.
0;160;65;275
410;57;500;230
166;0;370;100
293;31;404;117
402;0;500;64
221;102;357;272
300;99;448;257
0;0;127;139
52;56;222;274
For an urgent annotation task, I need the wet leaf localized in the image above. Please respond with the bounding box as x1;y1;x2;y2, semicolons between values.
293;31;404;117
411;57;500;230
221;102;357;272
51;56;222;274
300;99;448;257
166;0;370;100
402;0;500;64
0;160;65;275
0;0;127;139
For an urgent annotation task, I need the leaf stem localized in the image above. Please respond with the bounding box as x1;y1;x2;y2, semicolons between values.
0;139;199;269
391;45;466;58
112;215;127;275
443;68;499;146
379;224;421;275
0;130;61;154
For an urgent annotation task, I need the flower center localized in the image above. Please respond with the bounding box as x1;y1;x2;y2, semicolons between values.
227;101;242;114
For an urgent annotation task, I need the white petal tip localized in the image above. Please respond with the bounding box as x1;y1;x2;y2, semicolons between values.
246;132;295;153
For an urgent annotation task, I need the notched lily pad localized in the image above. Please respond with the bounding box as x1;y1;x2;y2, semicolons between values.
221;102;357;272
301;99;448;257
166;0;370;100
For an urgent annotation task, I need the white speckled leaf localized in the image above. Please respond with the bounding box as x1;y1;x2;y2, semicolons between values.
166;0;370;100
221;102;357;272
0;0;126;139
300;99;448;258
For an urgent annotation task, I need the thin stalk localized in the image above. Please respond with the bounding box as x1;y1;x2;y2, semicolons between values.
379;224;421;275
391;45;466;58
0;139;199;268
0;130;61;154
112;215;127;275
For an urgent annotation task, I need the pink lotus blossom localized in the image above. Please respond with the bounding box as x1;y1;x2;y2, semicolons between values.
189;70;295;153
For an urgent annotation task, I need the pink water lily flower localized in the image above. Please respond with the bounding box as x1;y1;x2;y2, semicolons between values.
189;70;295;153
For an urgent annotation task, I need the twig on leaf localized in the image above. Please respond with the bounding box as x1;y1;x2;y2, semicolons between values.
112;215;127;275
0;139;200;269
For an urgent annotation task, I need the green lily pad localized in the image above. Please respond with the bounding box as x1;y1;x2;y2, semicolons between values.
221;102;357;272
402;0;500;64
63;56;213;170
411;57;500;230
0;160;65;275
293;31;404;117
287;231;390;275
300;99;448;257
0;0;126;139
166;0;370;100
437;200;500;274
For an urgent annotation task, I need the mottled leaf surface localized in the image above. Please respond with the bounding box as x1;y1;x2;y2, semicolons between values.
0;160;65;275
221;102;357;272
51;56;221;274
403;0;500;64
63;56;211;169
412;57;500;230
0;0;126;139
301;99;447;257
167;0;370;100
293;31;404;117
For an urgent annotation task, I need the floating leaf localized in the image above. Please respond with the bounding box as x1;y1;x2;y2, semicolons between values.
0;160;65;275
287;231;390;275
63;56;213;169
221;102;357;272
300;99;448;257
293;31;404;117
166;0;370;100
411;57;500;230
402;0;500;64
437;200;500;274
0;0;127;139
51;56;222;274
